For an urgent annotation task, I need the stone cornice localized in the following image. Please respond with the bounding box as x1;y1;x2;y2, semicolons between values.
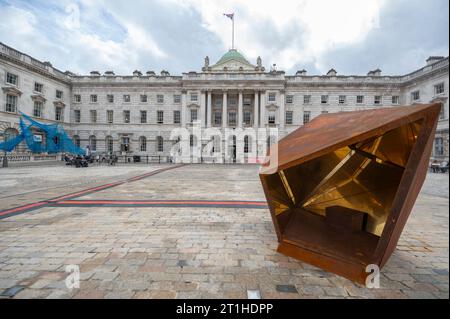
2;86;22;96
1;40;448;91
0;52;70;86
72;82;183;89
285;79;405;88
401;66;449;87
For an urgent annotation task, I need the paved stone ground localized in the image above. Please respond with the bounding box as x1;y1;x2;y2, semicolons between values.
0;164;448;299
0;164;168;210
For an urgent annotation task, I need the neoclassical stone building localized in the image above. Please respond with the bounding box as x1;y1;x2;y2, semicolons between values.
0;41;448;163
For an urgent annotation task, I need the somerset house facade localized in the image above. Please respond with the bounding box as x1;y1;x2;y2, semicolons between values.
0;41;448;163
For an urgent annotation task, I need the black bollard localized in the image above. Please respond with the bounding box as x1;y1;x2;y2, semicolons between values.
2;151;8;168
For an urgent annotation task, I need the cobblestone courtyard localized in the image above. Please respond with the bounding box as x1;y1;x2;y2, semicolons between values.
0;164;448;299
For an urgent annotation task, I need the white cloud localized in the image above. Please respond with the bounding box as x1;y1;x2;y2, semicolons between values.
0;0;446;75
0;1;168;74
0;5;37;36
176;0;386;71
62;19;167;72
109;19;167;60
60;1;167;72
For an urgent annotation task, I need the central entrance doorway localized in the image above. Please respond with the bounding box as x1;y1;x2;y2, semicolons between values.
230;135;236;163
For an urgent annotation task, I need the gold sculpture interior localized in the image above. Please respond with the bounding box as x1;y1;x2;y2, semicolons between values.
260;104;441;283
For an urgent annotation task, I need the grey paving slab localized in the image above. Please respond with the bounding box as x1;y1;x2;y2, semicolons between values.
0;165;447;299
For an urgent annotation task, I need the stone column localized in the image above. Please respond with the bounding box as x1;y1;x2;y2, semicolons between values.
260;91;266;127
222;90;228;128
279;90;285;130
253;91;259;129
181;90;187;127
238;90;243;128
200;90;206;127
207;90;212;128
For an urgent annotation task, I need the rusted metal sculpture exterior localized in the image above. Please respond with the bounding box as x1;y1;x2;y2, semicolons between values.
259;103;441;284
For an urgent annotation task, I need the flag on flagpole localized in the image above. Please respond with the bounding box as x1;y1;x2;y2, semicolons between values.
223;13;234;20
223;13;235;49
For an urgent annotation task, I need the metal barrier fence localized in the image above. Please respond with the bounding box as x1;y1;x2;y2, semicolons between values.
115;155;172;164
91;155;259;165
0;154;57;162
1;153;262;166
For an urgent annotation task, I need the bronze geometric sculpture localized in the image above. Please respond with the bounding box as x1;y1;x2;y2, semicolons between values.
259;103;441;284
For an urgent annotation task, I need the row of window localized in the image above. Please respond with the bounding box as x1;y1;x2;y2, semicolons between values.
75;94;255;107
6;71;446;105
411;83;446;101
72;109;315;125
5;94;64;120
32;101;64;121
79;135;445;156
284;88;444;105
73;109;178;124
75;93;185;104
6;72;64;99
286;94;399;105
51;85;450;106
7;96;292;126
76;135;258;154
6;93;446;124
75;136;165;153
74;92;399;106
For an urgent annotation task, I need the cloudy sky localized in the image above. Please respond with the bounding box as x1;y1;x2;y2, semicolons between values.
0;0;448;76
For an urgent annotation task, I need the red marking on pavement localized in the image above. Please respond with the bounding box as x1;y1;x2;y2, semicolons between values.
126;164;185;182
0;164;186;219
0;201;48;217
56;199;268;206
48;181;124;202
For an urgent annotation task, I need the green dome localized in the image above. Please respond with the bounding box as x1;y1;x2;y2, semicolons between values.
216;49;249;65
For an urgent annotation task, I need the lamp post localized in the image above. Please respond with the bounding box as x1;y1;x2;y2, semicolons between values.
2;150;8;168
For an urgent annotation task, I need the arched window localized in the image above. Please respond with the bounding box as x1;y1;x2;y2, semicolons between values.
172;136;182;155
3;128;26;152
156;136;164;152
4;128;18;142
139;136;147;152
105;136;113;153
73;135;80;148
212;135;221;153
89;135;97;151
244;135;251;153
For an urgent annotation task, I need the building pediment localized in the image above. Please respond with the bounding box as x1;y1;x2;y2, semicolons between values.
431;96;448;104
205;49;260;72
31;94;46;103
53;100;66;107
2;86;22;96
210;59;256;72
188;103;200;108
266;103;278;111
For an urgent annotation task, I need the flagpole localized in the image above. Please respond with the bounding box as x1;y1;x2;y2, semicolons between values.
224;13;235;49
232;17;234;49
